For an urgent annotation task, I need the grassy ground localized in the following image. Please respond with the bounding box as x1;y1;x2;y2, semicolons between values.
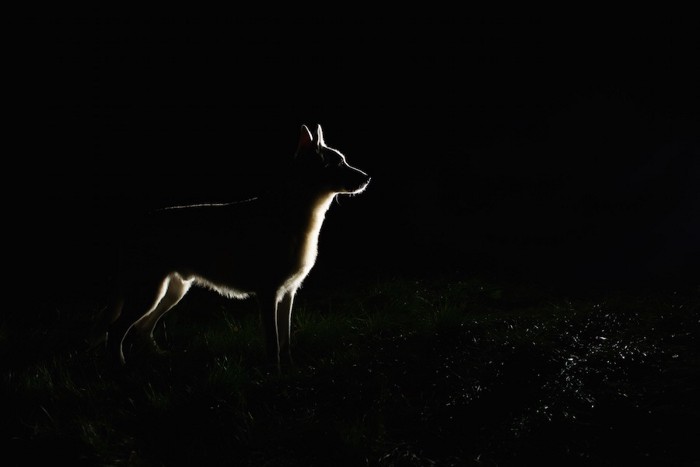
2;274;698;466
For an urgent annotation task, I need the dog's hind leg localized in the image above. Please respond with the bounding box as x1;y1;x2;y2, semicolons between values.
105;276;170;366
130;273;193;355
86;297;123;350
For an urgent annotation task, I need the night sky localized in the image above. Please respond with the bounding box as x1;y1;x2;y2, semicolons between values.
37;14;699;307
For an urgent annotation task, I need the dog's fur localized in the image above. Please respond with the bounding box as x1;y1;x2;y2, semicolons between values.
92;124;370;368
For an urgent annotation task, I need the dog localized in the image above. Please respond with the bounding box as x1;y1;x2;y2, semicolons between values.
92;124;370;369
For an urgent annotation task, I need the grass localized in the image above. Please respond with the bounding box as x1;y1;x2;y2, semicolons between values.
2;273;698;466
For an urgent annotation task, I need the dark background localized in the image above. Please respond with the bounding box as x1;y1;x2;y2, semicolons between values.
36;14;699;308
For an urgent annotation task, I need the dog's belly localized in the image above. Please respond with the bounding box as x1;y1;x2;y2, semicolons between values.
175;230;320;299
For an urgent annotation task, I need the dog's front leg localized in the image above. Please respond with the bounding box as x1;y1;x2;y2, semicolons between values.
277;291;295;366
259;293;280;369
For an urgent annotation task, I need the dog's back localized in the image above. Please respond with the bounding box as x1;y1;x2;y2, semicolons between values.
96;124;370;368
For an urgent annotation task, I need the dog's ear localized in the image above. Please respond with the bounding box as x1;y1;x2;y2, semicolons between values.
296;124;314;156
316;124;325;150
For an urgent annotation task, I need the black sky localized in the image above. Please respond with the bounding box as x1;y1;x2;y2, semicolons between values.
36;14;699;303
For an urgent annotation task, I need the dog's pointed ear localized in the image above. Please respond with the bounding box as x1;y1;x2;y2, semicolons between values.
316;124;325;150
296;124;314;156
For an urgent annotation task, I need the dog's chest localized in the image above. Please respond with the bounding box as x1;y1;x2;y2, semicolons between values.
288;216;323;268
285;195;334;272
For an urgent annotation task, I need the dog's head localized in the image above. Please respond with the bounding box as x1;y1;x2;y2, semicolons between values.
294;124;370;195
